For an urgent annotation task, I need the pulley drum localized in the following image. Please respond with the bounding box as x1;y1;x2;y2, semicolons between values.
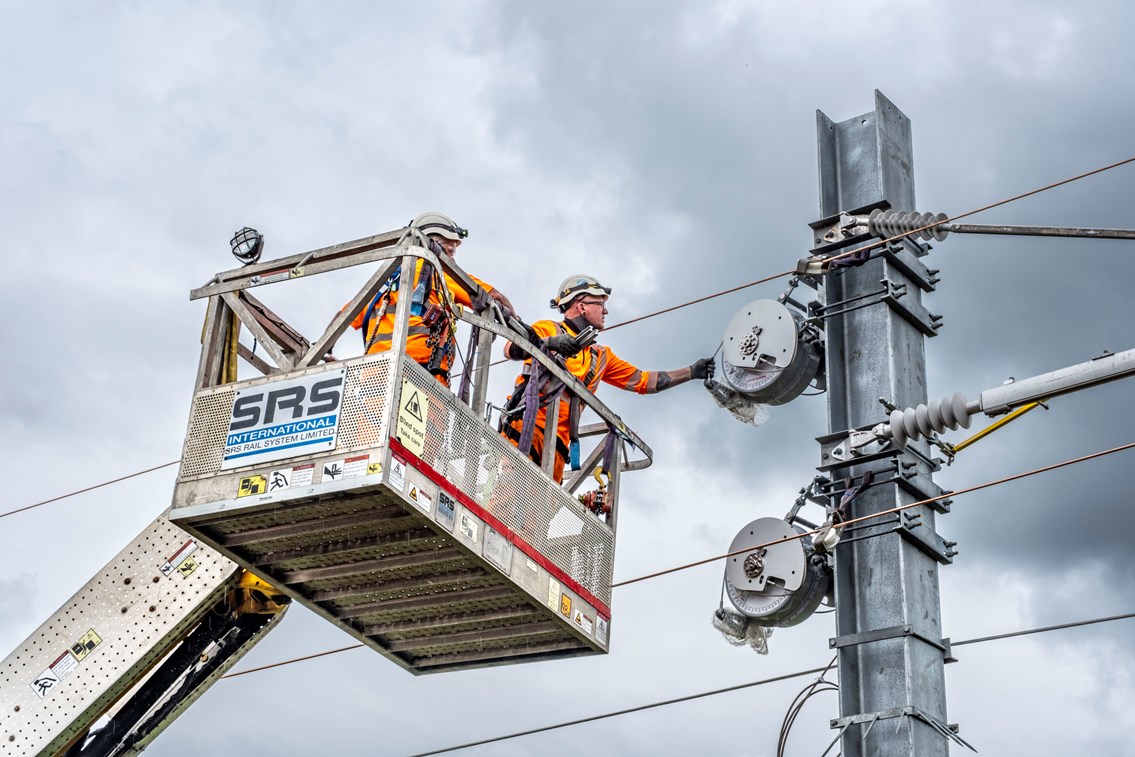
721;299;822;405
724;517;829;628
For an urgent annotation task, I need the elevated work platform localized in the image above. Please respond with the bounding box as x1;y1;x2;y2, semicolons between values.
170;233;652;674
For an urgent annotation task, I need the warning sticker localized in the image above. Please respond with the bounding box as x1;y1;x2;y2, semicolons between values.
237;475;267;497
322;454;369;482
560;593;572;617
390;454;407;492
161;540;198;576
176;556;199;577
70;630;102;662
396;379;429;457
367;462;383;476
596;616;609;645
268;463;315;492
459;512;479;543
547;579;561;610
573;610;594;636
409;485;432;515
30;668;60;699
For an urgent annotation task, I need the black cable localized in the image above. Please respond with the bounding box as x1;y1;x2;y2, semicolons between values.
400;610;1135;756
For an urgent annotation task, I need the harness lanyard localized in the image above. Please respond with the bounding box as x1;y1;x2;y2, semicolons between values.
361;269;402;350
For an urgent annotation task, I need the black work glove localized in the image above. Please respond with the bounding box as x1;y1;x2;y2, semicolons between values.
690;357;715;380
545;333;583;357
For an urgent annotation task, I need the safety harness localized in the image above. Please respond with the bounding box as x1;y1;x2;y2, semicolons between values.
500;321;599;469
359;241;459;380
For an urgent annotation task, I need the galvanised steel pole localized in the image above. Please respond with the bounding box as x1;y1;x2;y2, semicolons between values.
816;91;954;756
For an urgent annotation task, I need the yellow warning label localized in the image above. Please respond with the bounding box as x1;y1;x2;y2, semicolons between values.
238;475;267;497
367;462;383;475
560;593;572;617
177;556;199;577
396;379;429;458
70;629;102;662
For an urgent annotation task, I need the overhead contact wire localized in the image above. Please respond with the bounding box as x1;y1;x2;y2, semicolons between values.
399;612;1135;756
0;460;180;520
13;156;1134;519
612;438;1135;588
824;154;1135;267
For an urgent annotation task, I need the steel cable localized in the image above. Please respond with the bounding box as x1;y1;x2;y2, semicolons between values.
8;156;1133;522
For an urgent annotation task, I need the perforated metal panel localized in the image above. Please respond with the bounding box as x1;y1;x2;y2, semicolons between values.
398;361;615;605
178;354;394;480
0;517;239;756
170;355;616;674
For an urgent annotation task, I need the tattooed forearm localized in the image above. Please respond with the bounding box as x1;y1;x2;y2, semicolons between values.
654;371;673;391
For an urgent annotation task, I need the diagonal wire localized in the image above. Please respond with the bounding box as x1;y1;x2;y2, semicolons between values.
824;155;1135;267
397;611;1135;756
0;460;179;520
612;438;1135;588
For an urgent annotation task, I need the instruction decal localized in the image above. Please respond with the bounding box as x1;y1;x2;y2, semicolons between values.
30;668;60;699
269;463;315;492
70;629;102;662
176;555;199;577
409;484;433;515
396;378;429;457
221;368;346;469
390;454;407;492
31;629;105;699
560;592;572;617
322;454;369;482
596;616;609;645
161;540;198;576
573;610;593;637
547;579;561;610
367;462;383;476
459;512;480;543
437;492;456;531
237;475;267;497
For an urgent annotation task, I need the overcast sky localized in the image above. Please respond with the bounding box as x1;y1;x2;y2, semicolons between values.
3;1;1135;755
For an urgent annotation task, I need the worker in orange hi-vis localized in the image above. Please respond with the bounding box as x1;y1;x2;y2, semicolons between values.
351;211;515;386
500;274;714;483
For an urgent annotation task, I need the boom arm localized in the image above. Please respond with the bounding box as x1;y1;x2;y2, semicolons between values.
0;515;287;757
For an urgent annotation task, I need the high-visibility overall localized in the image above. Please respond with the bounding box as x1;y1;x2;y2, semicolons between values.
351;259;492;385
503;319;651;482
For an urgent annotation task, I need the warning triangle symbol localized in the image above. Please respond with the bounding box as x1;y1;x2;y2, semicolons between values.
404;390;424;422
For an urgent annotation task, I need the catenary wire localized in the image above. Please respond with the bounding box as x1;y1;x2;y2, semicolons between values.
824;154;1135;267
9;156;1134;522
612;438;1135;588
0;460;179;520
394;611;1135;756
214;433;1135;683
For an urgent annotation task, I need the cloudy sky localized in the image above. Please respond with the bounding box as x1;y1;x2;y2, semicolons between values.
3;1;1134;754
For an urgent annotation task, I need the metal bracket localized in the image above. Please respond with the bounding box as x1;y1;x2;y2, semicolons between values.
830;623;947;653
880;276;943;336
880;240;939;291
808;201;890;253
830;705;974;752
893;511;957;565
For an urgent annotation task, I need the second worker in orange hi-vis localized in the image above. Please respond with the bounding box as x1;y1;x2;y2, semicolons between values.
350;212;514;386
501;274;714;483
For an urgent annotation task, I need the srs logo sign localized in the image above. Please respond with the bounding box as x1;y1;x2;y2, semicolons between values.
220;368;347;470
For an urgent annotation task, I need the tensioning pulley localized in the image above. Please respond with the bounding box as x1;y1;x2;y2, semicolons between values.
723;517;829;628
720;299;823;405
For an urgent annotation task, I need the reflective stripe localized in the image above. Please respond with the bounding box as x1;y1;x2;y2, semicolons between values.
621;369;643;390
367;324;433;344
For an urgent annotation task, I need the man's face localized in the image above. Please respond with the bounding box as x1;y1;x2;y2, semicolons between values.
433;235;461;257
576;295;609;330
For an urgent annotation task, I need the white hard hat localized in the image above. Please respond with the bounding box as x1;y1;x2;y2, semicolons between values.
551;274;611;311
410;212;468;241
